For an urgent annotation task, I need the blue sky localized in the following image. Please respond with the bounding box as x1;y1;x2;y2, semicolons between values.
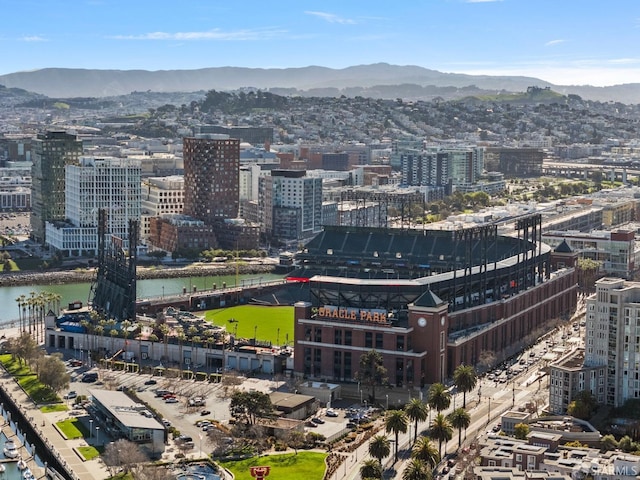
2;0;640;86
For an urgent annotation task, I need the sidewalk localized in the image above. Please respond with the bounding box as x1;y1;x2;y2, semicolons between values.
0;369;110;480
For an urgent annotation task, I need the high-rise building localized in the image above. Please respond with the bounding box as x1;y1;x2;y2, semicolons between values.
30;131;83;243
140;176;185;242
45;157;141;256
584;277;640;407
183;135;240;223
259;170;322;242
400;146;484;188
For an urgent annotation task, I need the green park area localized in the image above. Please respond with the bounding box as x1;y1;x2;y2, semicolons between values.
219;452;327;480
77;445;101;461
0;354;60;403
205;305;294;346
56;418;89;439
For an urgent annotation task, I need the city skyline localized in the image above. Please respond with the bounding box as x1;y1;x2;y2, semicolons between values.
2;0;640;87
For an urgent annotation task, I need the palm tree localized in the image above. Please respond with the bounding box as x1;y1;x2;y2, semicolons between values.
360;459;382;480
453;364;478;408
427;383;451;412
430;413;453;459
121;319;132;354
369;435;391;469
149;333;159;360
15;295;25;332
448;407;471;449
385;409;408;463
176;326;186;369
411;436;440;469
28;291;36;335
94;324;104;356
402;459;432;480
159;323;170;361
405;398;429;443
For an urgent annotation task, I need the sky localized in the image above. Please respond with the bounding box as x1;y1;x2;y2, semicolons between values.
2;0;640;87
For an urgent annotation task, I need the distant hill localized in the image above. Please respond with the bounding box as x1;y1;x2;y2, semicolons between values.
1;63;639;103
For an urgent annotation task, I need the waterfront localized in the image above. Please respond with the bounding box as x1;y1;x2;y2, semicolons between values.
0;272;283;324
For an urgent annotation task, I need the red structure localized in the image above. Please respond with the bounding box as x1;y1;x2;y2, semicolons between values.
249;466;271;480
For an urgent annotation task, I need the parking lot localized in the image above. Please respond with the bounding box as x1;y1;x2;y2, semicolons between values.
59;359;365;459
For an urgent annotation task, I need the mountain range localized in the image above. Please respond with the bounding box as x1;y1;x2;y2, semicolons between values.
1;63;639;104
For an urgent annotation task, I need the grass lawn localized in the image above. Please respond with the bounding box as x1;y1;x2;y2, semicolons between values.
40;404;68;413
56;418;89;439
107;473;134;480
0;259;19;272
219;452;327;480
77;445;101;461
205;305;294;345
0;354;60;403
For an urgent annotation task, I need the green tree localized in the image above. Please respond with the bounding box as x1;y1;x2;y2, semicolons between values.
430;413;453;459
368;435;391;469
37;353;70;394
453;364;477;408
385;410;409;463
360;459;382;480
617;435;634;452
427;383;451;412
402;459;432;480
448;407;471;448
285;430;305;455
405;398;429;443
514;422;530;440
567;390;597;419
357;350;387;404
229;390;275;425
411;436;440;469
600;434;618;452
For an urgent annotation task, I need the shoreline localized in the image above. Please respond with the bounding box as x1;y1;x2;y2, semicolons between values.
0;262;278;287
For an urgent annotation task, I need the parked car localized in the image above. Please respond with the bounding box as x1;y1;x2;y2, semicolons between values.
68;359;82;367
144;379;157;385
165;397;179;404
326;409;339;417
81;373;98;383
311;417;325;424
64;391;77;399
305;421;318;428
201;410;211;416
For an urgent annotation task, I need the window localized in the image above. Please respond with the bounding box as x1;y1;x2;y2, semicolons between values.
516;454;522;462
440;331;446;351
365;332;373;348
375;333;383;349
396;336;405;351
334;330;342;345
345;330;352;346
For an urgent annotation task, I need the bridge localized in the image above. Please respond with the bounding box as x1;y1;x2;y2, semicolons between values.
542;160;640;182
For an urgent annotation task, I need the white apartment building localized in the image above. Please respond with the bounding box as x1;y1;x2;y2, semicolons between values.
585;277;640;407
259;170;322;242
140;175;184;242
46;157;141;256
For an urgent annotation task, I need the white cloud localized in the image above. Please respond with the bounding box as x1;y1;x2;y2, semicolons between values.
21;35;47;42
544;39;565;47
608;58;640;65
305;11;356;24
111;28;285;41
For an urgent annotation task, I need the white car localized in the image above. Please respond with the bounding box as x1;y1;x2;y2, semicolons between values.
326;409;339;417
